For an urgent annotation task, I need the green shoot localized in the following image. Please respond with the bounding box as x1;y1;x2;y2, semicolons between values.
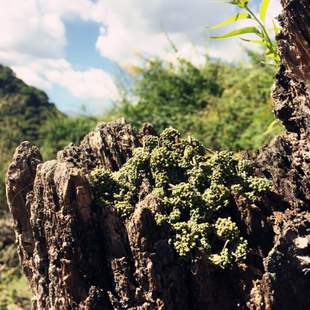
263;119;280;135
206;0;280;65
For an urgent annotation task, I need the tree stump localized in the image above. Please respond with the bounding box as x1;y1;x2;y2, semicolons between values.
5;0;310;309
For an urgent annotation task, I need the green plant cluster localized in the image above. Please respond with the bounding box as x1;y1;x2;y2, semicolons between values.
89;127;272;269
109;48;285;154
39;112;99;160
0;47;285;212
0;65;59;210
207;0;280;65
0;218;32;309
0;65;101;211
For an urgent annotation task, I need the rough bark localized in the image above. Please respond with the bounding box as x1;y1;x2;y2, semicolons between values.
240;0;310;308
5;118;142;309
5;0;310;309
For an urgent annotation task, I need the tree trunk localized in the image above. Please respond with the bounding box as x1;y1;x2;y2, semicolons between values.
5;0;310;309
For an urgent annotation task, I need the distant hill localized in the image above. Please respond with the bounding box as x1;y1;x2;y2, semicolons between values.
0;64;59;210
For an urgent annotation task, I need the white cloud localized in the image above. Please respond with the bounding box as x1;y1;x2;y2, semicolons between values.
8;58;72;91
45;68;118;99
39;0;106;22
0;0;119;105
95;0;282;64
94;0;239;63
0;0;66;59
0;0;282;111
0;51;33;67
6;54;118;103
45;59;71;70
11;66;52;90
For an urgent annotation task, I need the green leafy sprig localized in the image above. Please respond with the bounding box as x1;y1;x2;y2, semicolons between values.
206;0;280;65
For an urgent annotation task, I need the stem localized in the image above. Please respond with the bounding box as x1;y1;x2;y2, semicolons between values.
245;5;279;64
223;239;230;250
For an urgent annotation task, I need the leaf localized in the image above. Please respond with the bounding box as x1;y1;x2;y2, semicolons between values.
266;27;281;32
260;0;271;24
271;18;281;35
261;61;277;67
263;119;280;135
206;13;252;29
265;45;280;64
266;53;280;64
265;45;277;57
211;0;248;9
240;38;266;46
266;48;274;56
209;27;262;40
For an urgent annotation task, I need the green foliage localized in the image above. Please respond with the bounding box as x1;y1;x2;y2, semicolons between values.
109;49;285;154
0;65;58;210
207;0;280;65
39;112;99;161
109;55;224;134
0;218;32;309
0;246;32;309
179;50;284;151
89;127;272;269
0;65;99;210
0;65;47;100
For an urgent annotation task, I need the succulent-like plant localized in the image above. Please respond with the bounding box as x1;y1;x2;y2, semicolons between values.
89;127;272;268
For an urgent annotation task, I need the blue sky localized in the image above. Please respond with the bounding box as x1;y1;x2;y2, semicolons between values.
0;0;281;115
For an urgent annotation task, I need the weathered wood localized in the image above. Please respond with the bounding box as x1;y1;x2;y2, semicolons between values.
241;0;310;308
6;119;144;309
6;1;310;309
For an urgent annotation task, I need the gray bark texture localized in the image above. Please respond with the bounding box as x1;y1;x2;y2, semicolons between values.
5;0;310;309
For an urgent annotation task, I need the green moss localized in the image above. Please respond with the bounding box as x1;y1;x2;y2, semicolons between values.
88;126;272;269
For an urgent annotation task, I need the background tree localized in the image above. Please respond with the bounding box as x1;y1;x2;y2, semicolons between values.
39;112;99;160
0;65;58;210
109;48;284;153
